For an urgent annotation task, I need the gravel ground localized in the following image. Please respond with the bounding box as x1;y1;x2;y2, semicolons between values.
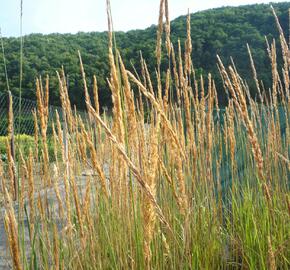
0;167;105;269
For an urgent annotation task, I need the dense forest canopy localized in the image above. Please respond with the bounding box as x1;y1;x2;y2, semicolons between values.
0;2;289;109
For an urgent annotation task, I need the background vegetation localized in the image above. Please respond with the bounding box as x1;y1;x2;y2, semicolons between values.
0;2;289;109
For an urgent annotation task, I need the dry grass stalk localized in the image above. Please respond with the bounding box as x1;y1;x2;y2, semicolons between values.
17;151;26;219
271;7;288;45
93;75;100;114
127;70;186;160
53;223;60;269
206;75;214;183
227;102;236;167
158;157;179;203
78;50;93;123
106;16;124;145
178;40;185;91
4;213;22;270
51;122;59;164
272;6;290;104
79;118;109;198
142;59;155;95
7;91;17;200
212;81;220;115
174;146;188;214
217;55;242;113
62;181;72;237
163;69;170;112
183;81;194;156
118;53;138;154
75;122;86;164
106;0;113;48
32;109;39;160
143;114;160;267
36;194;52;259
226;102;236;192
58;139;72;233
3;189;22;270
267;236;276;270
171;43;181;97
36;77;50;186
106;3;127;198
247;44;263;102
185;11;192;76
83;177;92;219
55;111;64;158
218;57;273;202
6;139;16;199
206;74;214;144
92;75;102;145
164;0;171;57
229;67;265;179
70;167;85;243
140;51;148;88
86;101;170;229
275;152;290;170
56;70;74;132
269;40;279;109
52;164;64;219
136;113;146;176
198;75;206;155
156;0;165;67
157;68;163;103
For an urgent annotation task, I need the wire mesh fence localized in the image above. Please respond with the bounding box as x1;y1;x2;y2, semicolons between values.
0;90;287;137
0;91;88;136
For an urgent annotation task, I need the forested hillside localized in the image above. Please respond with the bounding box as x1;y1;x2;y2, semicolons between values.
0;2;289;109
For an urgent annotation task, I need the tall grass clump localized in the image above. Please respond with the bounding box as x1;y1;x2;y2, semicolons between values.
1;1;289;269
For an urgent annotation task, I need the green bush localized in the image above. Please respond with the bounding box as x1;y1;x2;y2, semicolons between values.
0;134;57;162
0;134;34;161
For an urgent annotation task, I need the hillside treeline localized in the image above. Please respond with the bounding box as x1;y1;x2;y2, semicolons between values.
0;2;289;109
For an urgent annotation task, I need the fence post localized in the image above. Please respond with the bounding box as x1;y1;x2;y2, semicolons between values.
8;91;17;200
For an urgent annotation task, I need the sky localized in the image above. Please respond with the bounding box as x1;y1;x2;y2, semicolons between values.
0;0;288;37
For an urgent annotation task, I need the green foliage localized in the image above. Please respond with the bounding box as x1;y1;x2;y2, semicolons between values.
0;134;56;161
0;2;289;108
0;134;34;161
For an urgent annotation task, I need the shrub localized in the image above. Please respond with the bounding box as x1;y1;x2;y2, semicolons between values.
0;134;56;161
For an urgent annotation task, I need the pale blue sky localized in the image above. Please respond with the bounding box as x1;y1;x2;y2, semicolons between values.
0;0;287;37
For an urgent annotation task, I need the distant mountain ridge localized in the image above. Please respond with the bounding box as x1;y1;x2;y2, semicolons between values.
0;2;289;108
